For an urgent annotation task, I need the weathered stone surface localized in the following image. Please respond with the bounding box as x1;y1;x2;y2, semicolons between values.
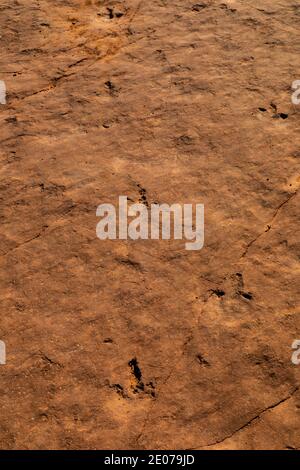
0;0;299;449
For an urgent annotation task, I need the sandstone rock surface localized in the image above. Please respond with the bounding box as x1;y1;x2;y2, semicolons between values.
0;0;299;449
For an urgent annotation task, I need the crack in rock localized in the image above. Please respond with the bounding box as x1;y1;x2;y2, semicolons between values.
241;191;298;258
191;387;299;449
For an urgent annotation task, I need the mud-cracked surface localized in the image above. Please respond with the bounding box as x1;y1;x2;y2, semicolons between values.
0;0;299;450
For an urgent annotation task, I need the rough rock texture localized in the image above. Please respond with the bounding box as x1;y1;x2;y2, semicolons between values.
0;0;299;450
